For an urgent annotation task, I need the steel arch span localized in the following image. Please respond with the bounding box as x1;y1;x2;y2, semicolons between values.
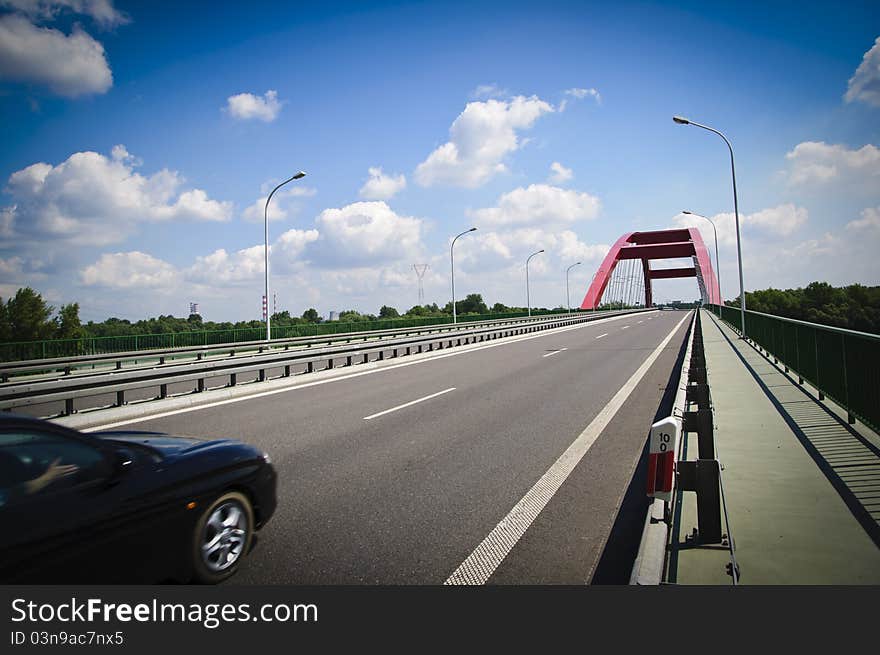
579;228;721;309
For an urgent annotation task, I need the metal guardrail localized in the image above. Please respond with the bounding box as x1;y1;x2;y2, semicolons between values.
1;309;647;418
630;310;697;585
0;310;613;383
707;303;880;432
0;308;586;362
630;310;735;585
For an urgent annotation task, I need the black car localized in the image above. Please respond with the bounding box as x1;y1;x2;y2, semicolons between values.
0;414;276;584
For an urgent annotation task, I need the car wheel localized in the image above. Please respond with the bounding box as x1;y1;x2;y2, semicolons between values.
191;491;254;584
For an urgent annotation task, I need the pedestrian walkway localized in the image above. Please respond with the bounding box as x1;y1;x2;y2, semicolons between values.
667;309;880;584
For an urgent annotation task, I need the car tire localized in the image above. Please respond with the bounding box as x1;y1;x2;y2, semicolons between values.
191;491;254;584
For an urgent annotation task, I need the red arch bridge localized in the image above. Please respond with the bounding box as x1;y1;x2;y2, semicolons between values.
580;228;721;309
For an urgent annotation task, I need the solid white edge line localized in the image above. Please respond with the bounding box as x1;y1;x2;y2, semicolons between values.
595;333;608;339
444;311;690;585
363;387;456;420
80;311;653;433
621;325;630;329
541;348;568;358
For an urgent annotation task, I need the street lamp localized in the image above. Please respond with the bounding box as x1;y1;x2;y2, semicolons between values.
264;171;306;341
526;249;545;317
450;227;477;324
565;262;582;313
682;210;722;304
673;116;746;337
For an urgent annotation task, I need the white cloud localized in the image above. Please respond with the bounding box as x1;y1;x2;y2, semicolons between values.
845;37;880;108
313;201;424;267
471;83;507;99
559;87;601;111
0;13;112;96
468;184;600;229
359;167;406;200
186;246;265;285
548;161;573;184
80;251;177;289
2;146;232;246
0;1;128;27
785;141;880;185
672;204;808;247
242;186;316;223
414;95;554;188
225;90;283;122
846;206;880;232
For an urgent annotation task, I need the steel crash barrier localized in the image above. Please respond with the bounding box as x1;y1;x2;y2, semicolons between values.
707;303;880;432
0;309;649;419
630;309;736;585
0;310;622;383
0;307;595;363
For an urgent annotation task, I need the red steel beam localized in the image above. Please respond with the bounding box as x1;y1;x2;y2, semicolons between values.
649;267;697;279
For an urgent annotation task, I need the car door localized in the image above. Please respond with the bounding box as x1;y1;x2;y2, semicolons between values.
0;423;148;582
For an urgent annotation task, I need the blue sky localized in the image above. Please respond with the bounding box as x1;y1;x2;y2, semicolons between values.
1;0;878;322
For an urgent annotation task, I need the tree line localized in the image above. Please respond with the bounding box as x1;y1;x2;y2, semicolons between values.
727;282;880;334
0;288;561;343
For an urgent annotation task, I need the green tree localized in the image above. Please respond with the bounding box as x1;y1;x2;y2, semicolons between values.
6;287;54;341
491;302;510;313
301;308;321;323
379;305;399;319
0;297;10;342
55;303;86;340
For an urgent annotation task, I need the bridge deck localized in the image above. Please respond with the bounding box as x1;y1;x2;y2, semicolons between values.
667;310;880;584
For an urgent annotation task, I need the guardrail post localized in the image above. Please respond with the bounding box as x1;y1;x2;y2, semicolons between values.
116;361;122;370
307;362;314;373
346;355;353;366
197;378;205;392
258;368;266;382
160;384;168;399
363;353;369;364
676;460;723;544
116;390;125;407
327;358;334;369
64;398;74;416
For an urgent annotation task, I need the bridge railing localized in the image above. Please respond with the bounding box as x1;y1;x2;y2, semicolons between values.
0;308;583;363
706;304;880;432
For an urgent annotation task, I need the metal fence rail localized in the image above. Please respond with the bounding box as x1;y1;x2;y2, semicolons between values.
707;303;880;432
0;308;587;362
0;310;615;382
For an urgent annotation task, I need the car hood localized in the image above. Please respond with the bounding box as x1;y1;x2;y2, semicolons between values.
95;431;230;457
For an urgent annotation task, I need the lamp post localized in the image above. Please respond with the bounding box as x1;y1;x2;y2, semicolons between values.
526;249;545;317
264;171;306;342
450;227;477;324
682;210;722;304
673;116;745;337
565;262;582;313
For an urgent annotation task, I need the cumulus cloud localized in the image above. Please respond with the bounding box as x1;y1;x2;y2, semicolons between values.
2;145;232;246
845;37;880;108
415;95;554;188
846;206;880;232
242;186;316;223
80;251;178;289
0;13;112;96
468;184;600;229
559;87;601;111
471;83;507;99
673;204;808;246
225;90;283;122
359;167;406;200
313;201;424;268
548;161;573;184
785;141;880;186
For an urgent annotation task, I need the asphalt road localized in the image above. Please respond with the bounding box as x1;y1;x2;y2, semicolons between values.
110;309;691;584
